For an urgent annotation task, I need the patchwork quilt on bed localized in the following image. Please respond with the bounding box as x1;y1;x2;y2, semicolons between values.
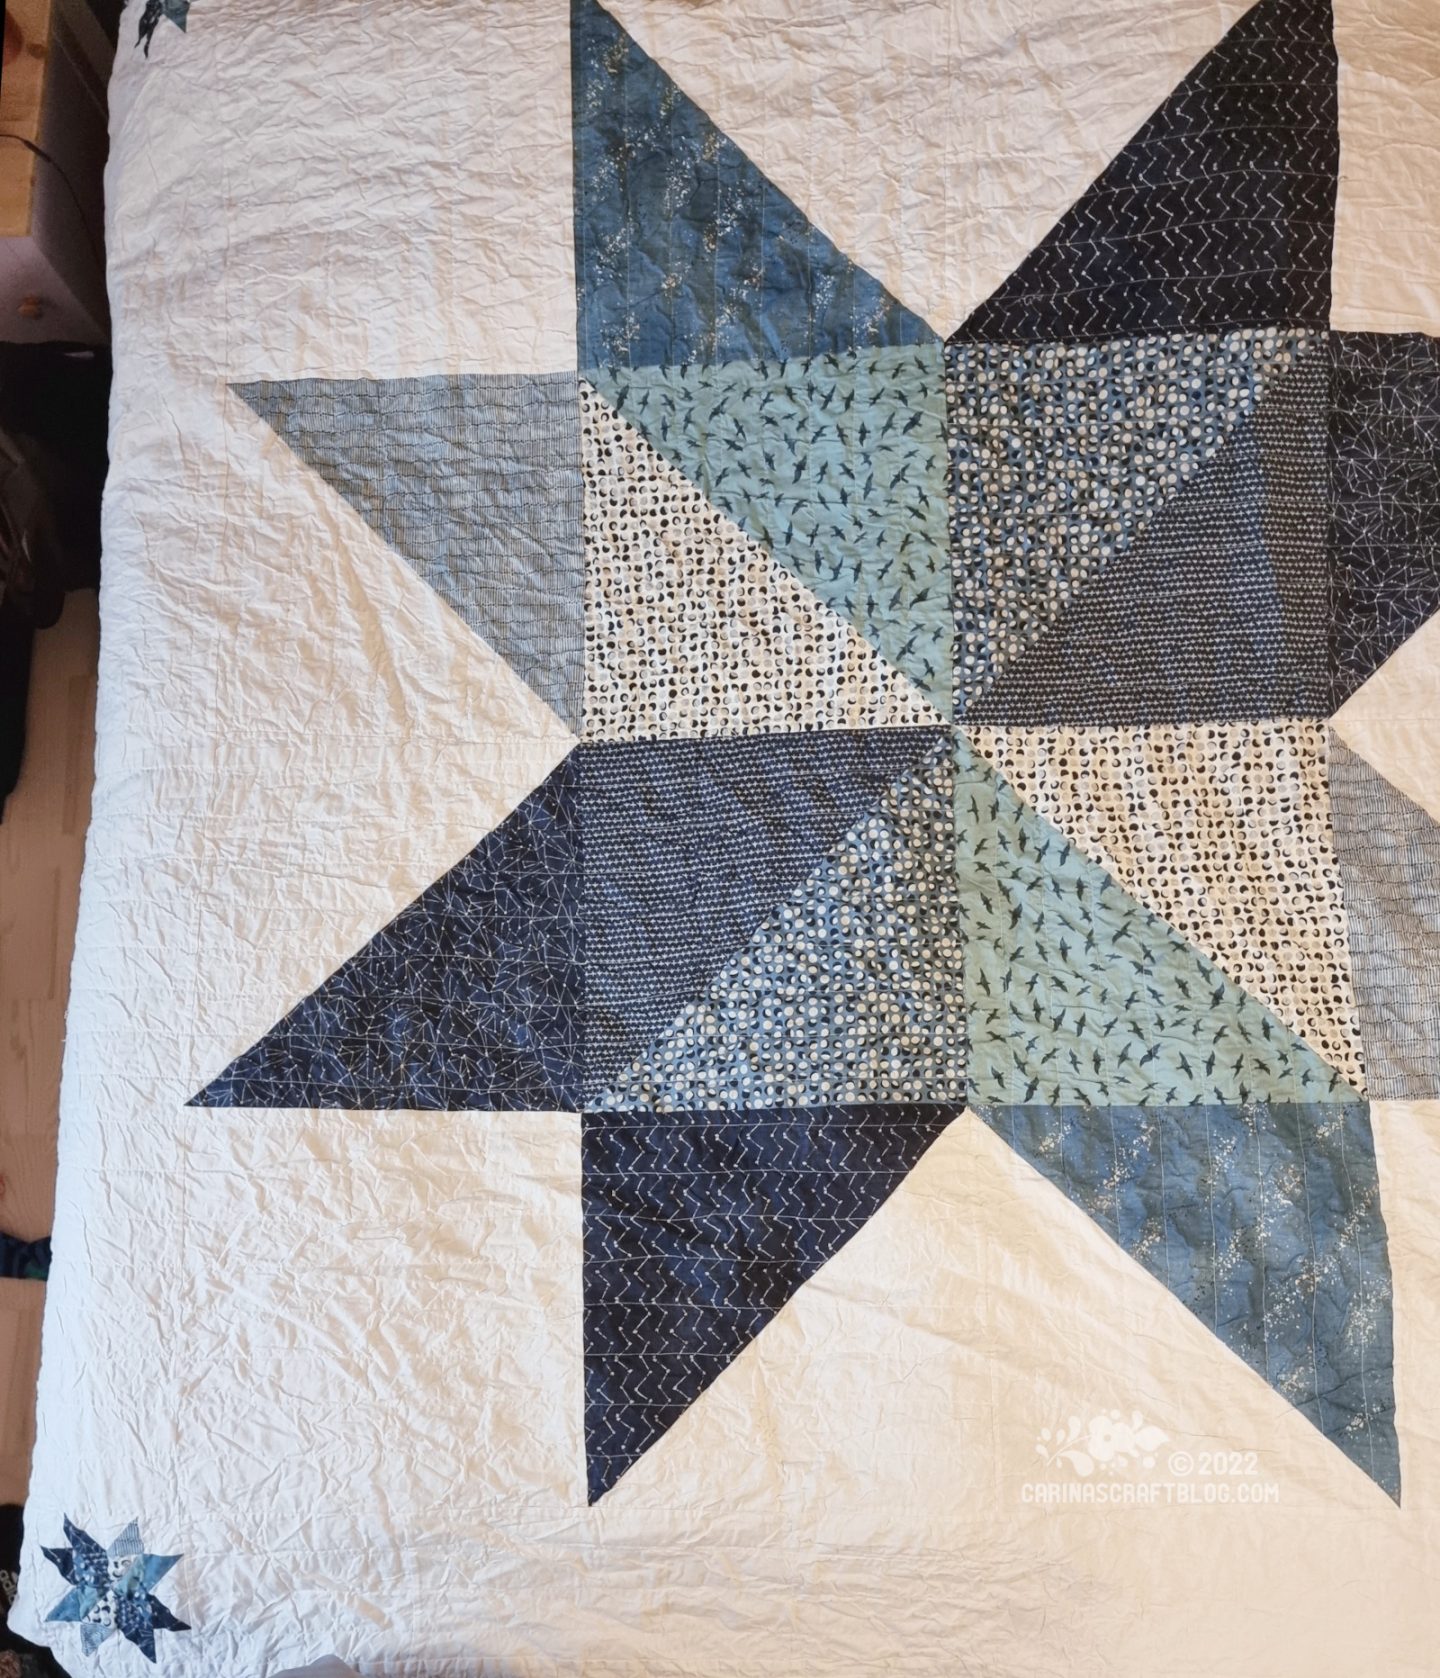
13;0;1440;1671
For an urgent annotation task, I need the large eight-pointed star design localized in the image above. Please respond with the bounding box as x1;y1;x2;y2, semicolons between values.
196;0;1436;1503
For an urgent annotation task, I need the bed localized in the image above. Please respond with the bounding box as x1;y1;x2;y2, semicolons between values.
10;0;1440;1670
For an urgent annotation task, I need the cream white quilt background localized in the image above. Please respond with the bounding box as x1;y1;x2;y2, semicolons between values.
11;0;1440;1672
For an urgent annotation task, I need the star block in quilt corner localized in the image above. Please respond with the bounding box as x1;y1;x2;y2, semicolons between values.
43;1517;189;1663
137;0;189;56
196;0;1434;1504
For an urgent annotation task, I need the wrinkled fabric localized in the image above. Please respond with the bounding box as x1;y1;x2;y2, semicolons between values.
10;0;1440;1674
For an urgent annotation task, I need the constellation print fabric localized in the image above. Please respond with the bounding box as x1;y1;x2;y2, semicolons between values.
14;0;1440;1673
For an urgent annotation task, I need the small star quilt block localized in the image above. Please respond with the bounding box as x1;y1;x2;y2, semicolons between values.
43;1519;189;1664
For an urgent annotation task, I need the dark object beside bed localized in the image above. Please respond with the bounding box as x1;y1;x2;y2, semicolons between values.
0;344;108;817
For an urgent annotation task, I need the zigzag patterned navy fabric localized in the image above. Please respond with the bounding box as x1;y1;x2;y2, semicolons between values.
949;0;1338;343
583;1103;961;1499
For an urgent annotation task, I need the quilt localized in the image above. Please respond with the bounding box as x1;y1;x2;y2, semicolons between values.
11;0;1440;1671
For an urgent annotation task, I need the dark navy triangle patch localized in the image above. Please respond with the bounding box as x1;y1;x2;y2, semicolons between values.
949;0;1338;343
191;755;582;1111
578;727;947;1095
583;1102;962;1500
1328;332;1440;708
572;0;935;367
963;344;1330;725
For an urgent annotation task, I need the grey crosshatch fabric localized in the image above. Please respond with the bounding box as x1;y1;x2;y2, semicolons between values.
572;0;935;368
1329;736;1440;1099
1328;333;1440;707
235;374;586;730
1250;340;1331;707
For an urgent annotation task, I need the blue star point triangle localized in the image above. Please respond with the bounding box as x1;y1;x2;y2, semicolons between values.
949;0;1338;343
979;1098;1400;1500
583;1101;961;1501
1329;737;1440;1101
571;0;936;368
191;754;583;1111
1329;332;1440;707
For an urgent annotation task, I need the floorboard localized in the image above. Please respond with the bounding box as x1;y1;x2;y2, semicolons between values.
0;590;98;1504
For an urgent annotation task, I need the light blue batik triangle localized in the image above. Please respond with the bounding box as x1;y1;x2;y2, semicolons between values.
235;374;585;731
572;0;935;367
592;346;953;714
978;1099;1399;1499
954;733;1356;1106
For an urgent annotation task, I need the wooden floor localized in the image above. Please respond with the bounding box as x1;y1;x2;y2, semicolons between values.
0;590;99;1504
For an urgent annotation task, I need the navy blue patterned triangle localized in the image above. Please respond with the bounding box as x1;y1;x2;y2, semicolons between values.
191;756;582;1110
1329;333;1440;707
572;0;935;367
579;727;946;1095
979;1101;1399;1499
963;347;1330;725
584;1102;961;1500
949;0;1338;343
